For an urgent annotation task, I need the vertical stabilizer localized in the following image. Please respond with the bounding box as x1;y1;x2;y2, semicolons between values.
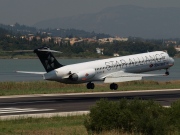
34;47;64;72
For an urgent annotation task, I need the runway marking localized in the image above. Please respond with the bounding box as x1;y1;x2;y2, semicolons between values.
0;107;55;114
0;100;55;105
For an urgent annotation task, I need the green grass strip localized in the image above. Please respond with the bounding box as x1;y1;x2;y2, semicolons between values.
0;80;180;96
0;116;87;135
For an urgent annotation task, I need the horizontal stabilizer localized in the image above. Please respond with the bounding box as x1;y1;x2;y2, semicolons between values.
16;71;46;75
37;48;62;53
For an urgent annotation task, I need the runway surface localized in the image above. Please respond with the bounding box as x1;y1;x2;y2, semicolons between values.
0;89;180;119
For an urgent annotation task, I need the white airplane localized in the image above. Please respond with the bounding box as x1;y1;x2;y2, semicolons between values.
17;47;174;90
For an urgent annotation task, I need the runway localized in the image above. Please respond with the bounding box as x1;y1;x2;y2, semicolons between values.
0;89;180;119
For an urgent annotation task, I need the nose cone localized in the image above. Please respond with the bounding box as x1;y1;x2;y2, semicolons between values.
169;57;174;67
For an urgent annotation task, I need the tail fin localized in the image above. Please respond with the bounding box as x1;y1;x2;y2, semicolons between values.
34;47;64;72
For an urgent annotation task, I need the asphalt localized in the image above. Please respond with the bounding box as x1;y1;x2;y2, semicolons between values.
0;89;180;119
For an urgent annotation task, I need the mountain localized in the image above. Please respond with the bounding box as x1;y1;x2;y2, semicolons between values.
0;23;37;35
0;23;110;38
33;5;180;39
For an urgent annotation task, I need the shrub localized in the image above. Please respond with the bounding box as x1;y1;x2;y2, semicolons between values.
169;100;180;132
84;98;173;135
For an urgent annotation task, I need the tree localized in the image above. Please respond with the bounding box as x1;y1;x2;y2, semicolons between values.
167;46;177;57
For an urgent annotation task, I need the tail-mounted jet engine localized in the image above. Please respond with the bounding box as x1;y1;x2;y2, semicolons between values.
69;69;95;81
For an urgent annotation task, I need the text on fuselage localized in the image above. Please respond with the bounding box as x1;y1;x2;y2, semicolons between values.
105;53;166;71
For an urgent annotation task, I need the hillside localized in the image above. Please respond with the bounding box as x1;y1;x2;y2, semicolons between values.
0;23;110;38
33;5;180;39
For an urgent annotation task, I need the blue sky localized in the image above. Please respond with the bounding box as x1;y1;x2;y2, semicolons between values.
0;0;180;26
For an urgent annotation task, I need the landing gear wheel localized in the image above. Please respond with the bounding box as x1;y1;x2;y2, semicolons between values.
165;69;169;76
90;83;95;89
165;71;169;75
114;84;118;90
87;82;95;89
110;83;118;90
110;83;114;90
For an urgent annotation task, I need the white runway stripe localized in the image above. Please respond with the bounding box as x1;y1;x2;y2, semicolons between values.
0;108;54;114
0;100;55;105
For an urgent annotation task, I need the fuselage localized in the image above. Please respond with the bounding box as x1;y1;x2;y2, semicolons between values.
43;51;174;84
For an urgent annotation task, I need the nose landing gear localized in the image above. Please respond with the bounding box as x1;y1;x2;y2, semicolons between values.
165;69;169;76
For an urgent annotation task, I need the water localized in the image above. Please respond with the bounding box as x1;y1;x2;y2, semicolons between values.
0;58;179;82
0;59;95;82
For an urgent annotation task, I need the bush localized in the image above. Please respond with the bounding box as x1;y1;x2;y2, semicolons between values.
169;100;180;132
84;98;176;135
128;100;168;135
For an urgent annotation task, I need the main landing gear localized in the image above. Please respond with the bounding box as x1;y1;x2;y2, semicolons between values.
165;69;169;76
87;82;95;89
86;82;118;90
110;83;118;90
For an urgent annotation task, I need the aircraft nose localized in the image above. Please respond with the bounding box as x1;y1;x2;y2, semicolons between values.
169;57;174;66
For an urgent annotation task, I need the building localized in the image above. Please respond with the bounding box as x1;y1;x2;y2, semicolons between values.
96;48;104;55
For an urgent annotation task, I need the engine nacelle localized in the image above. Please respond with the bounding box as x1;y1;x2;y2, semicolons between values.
69;69;95;81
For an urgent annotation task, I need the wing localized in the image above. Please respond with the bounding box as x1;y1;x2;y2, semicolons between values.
103;71;165;83
16;71;46;75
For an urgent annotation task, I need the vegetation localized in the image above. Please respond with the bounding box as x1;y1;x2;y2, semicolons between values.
0;115;87;135
0;80;180;96
0;37;178;58
0;23;179;58
101;41;177;56
85;99;180;135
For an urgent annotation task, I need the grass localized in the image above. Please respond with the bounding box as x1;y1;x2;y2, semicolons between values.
0;115;138;135
0;80;180;96
0;116;87;135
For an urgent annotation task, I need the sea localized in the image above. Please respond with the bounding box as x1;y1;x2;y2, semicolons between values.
0;58;179;82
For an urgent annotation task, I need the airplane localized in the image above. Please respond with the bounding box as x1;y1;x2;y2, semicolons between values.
17;46;174;90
